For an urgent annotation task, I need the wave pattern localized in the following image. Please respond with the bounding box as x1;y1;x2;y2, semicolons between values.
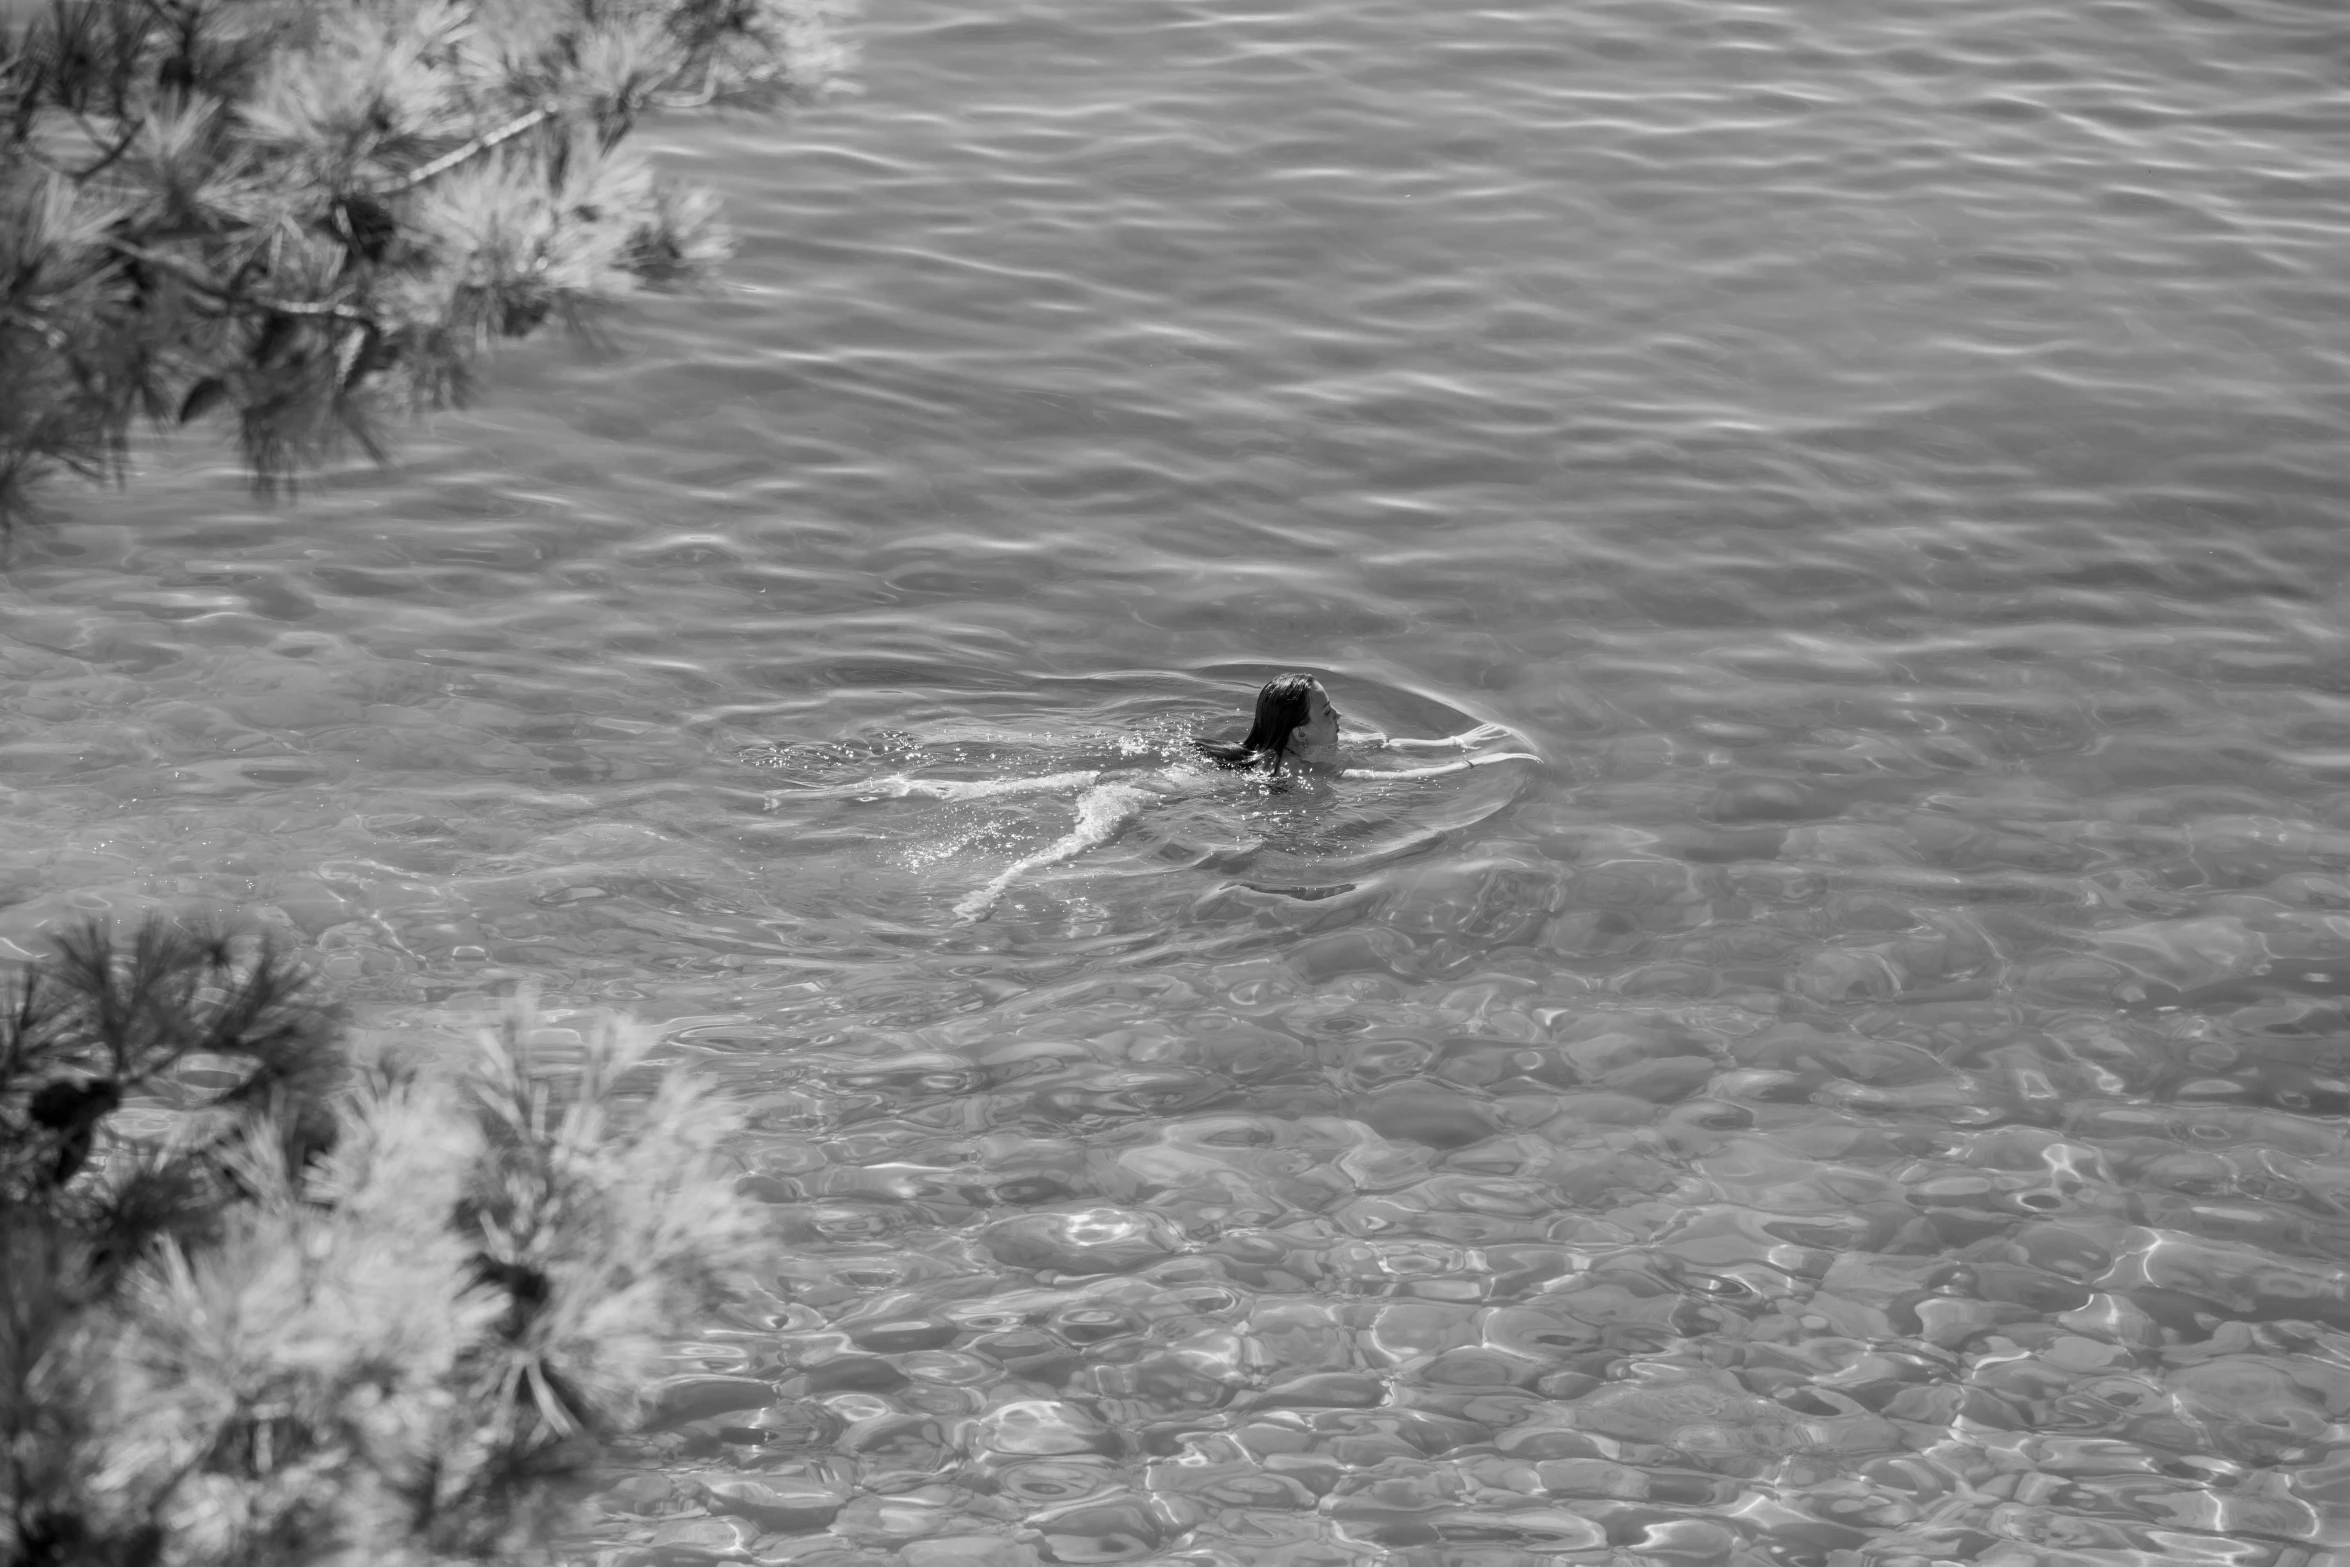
4;0;2350;1561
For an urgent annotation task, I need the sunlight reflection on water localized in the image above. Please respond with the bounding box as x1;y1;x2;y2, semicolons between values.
8;0;2350;1559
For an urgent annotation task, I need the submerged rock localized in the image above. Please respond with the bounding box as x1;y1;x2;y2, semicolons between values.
980;1207;1184;1275
974;1398;1118;1457
1028;1495;1167;1564
687;1473;852;1532
899;1537;1036;1567
643;1375;779;1430
644;1516;760;1564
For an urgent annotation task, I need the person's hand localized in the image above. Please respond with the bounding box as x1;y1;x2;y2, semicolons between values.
1451;722;1517;750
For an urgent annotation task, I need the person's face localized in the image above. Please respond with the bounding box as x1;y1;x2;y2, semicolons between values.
1297;685;1340;750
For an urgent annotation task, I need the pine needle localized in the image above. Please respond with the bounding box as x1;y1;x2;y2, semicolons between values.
0;0;854;531
2;919;769;1564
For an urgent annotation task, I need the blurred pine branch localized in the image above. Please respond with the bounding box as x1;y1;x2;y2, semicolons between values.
0;0;853;531
0;915;763;1565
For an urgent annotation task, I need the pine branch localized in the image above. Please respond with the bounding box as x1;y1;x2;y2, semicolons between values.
3;921;767;1565
0;0;852;531
364;101;555;197
103;239;375;324
63;104;139;180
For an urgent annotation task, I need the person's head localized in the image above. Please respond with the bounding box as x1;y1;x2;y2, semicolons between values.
1197;673;1339;770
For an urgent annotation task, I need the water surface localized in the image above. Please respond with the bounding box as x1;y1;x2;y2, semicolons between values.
8;0;2350;1561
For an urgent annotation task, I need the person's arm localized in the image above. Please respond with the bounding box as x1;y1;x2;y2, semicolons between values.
1340;751;1538;781
1382;722;1520;754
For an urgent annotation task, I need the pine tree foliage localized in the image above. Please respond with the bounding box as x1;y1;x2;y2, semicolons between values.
0;920;765;1566
0;0;851;529
0;916;345;1270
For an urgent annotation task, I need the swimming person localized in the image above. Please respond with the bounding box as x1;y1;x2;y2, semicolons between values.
1191;671;1529;780
769;673;1537;920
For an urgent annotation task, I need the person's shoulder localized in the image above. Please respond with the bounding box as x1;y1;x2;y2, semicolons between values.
1194;742;1263;770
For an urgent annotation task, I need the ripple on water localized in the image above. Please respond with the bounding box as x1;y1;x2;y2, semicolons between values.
5;0;2350;1553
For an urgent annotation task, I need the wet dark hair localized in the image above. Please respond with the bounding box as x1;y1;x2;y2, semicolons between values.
1196;673;1320;771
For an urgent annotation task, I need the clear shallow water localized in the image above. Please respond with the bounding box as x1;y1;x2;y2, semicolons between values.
10;0;2350;1560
